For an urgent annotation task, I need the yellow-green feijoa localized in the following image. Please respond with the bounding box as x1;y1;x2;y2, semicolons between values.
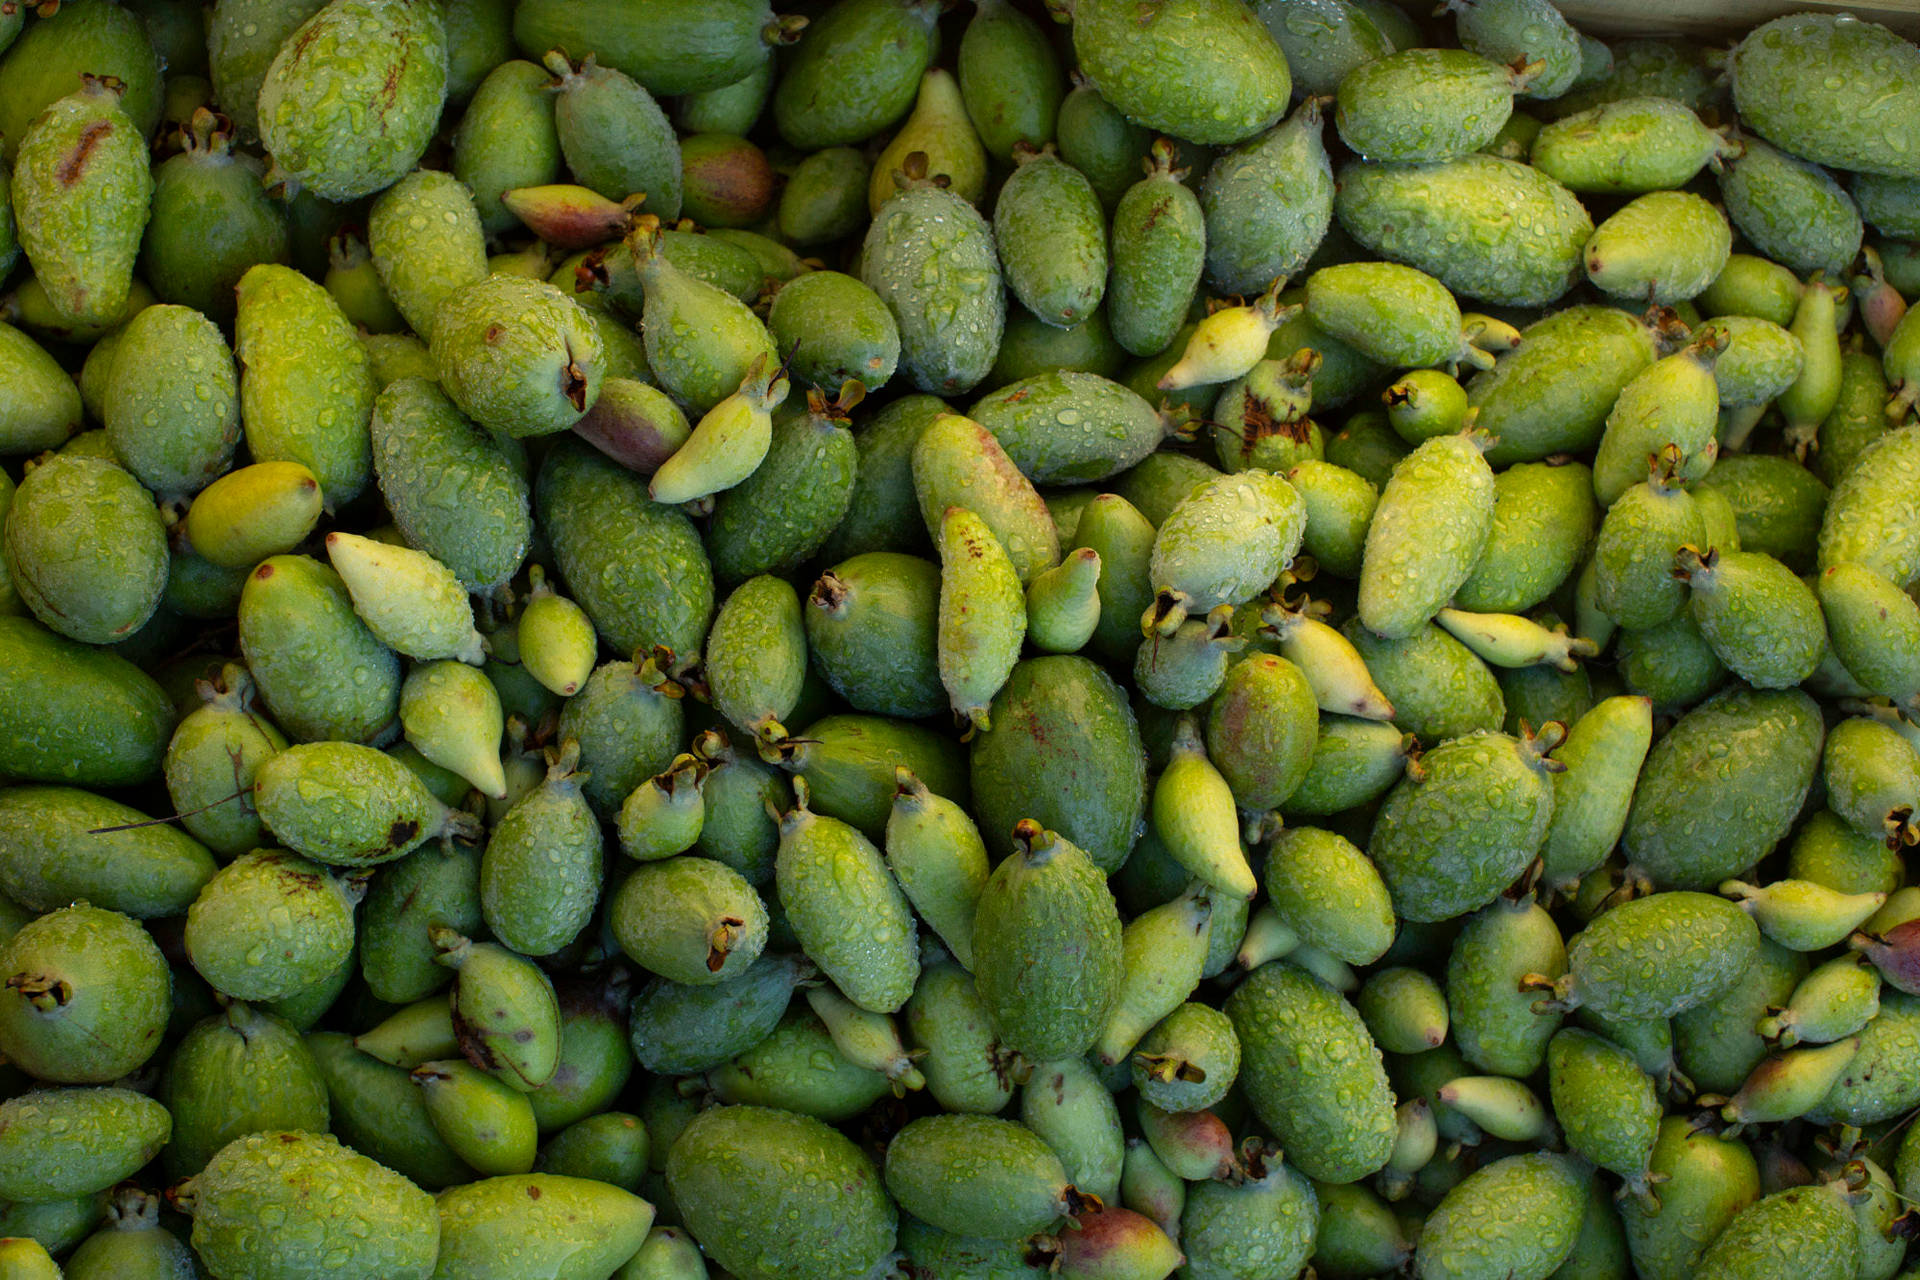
862;163;1005;397
172;1130;438;1280
885;769;989;970
478;741;600;958
160;1000;330;1181
1147;469;1304;634
0;1087;171;1204
11;76;152;329
706;574;809;753
1673;546;1826;689
1822;715;1920;848
1584;190;1731;305
1467;305;1665;466
184;461;324;572
1107;140;1204;359
371;377;533;592
1070;0;1290;146
1093;888;1214;1069
775;780;919;1012
1282;714;1411;817
706;1004;891;1120
1286;459;1377;580
5;453;167;645
1546;890;1762;1022
60;1184;200;1280
0;902;171;1083
257;0;448;202
411;1060;539;1178
1336;48;1529;164
516;569;596;698
937;506;1026;733
807;554;945;720
1693;452;1827;570
623;221;777;416
912;412;1059;585
1591;329;1726;506
1454;459;1598;614
326;531;484;665
617;754;707;863
535;1111;648;1190
1591;449;1703;630
1619;1117;1760;1280
1530;95;1738;193
238;553;402;744
1152;718;1256;900
1820;561;1920;700
432;1173;654;1280
101;303;240;498
434;927;561;1092
1539;694;1653;892
453;59;564;238
870;68;989;212
1817;425;1920;587
971;370;1166;486
235;262;378;510
367;168;488;343
1204;651;1319;811
185;849;362;1001
431;274;604;439
1415;1152;1590;1280
885;1113;1072;1241
164;664;288;859
1730;11;1920;180
0;321;84;456
994;144;1107;329
1694;1181;1860;1280
1357;432;1497;640
1265;826;1395;967
613;854;768;986
1547;1027;1661;1198
399;660;504;800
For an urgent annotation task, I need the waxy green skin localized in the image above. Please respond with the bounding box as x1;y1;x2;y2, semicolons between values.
1680;549;1825;689
1530;95;1732;193
1561;891;1762;1021
306;1029;479;1189
0;321;83;456
1548;1028;1660;1186
1201;100;1334;297
1416;1152;1589;1280
178;1131;440;1280
1133;1000;1240;1112
710;1006;890;1121
142;111;289;323
894;1220;1046;1280
1226;961;1396;1183
235;263;379;509
1178;1150;1317;1280
0;1088;170;1204
1584;190;1731;305
1109;144;1205;358
372;378;531;590
1699;457;1827;574
1624;686;1824;889
1287;459;1376;579
1821;562;1920;699
1620;1118;1760;1280
185;849;358;1002
708;399;859;582
776;799;919;1013
1345;619;1505;744
484;762;602;959
957;0;1063;163
1266;826;1394;966
453;60;563;238
886;1113;1069;1242
0;902;170;1083
537;1111;649;1189
1201;651;1314;811
1819;426;1920;587
994;147;1107;329
1717;138;1863;279
258;0;448;201
1306;262;1466;370
0;0;163;163
821;393;946;562
241;552;402;745
1151;469;1304;624
1336;48;1520;164
1703;317;1805;412
1071;0;1289;146
513;0;778;97
971;371;1164;486
367;169;488;343
771;0;935;149
781;714;967;838
1668;936;1803;1095
863;179;1005;397
163;1002;330;1180
807;553;945;719
5;454;167;646
257;740;464;868
62;1186;199;1280
0;790;217;921
1456;461;1597;614
206;0;328;141
1336;155;1593;307
547;52;681;220
628;954;805;1077
164;676;287;860
429;1174;653;1280
625;233;776;417
1284;714;1408;816
1468;306;1660;466
767;271;899;394
1447;898;1566;1077
361;840;483;1005
538;440;713;658
1806;991;1920;1124
1592;338;1723;506
1591;470;1701;630
914;413;1058;585
11;79;152;329
1823;715;1920;844
613;854;768;986
0;616;172;786
1788;808;1904;896
908;959;1019;1113
1358;433;1496;640
1694;1183;1860;1280
1541;695;1653;890
938;506;1026;732
707;575;808;747
1731;12;1920;180
432;274;604;439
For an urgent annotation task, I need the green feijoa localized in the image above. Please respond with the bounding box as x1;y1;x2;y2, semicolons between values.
1818;424;1920;585
61;1184;198;1280
1620;1125;1759;1280
1112;451;1224;527
1149;469;1305;631
767;271;900;393
707;392;860;582
0;1088;171;1204
0;321;83;456
1698;253;1801;329
1693;1182;1859;1280
1179;1144;1317;1280
512;0;782;97
1344;618;1505;744
1200;99;1334;298
1336;154;1592;307
453;60;563;238
1108;140;1206;359
0;1193;111;1259
1592;327;1727;505
1815;345;1892;488
969;370;1164;487
559;653;687;820
1547;1027;1660;1193
1800;990;1920;1125
1357;966;1450;1058
1823;715;1920;846
993;145;1107;329
235;263;378;509
1357;433;1497;640
0;616;171;786
11;77;152;330
0;783;214;920
991;317;1126;413
1717;139;1862;280
174;1130;438;1280
956;0;1063;164
1282;715;1409;817
708;1006;889;1121
256;740;474;868
863;171;1005;397
140;111;288;323
886;1113;1071;1241
1695;457;1829;573
316;533;477;667
778;146;873;246
1500;658;1592;737
905;959;1016;1114
1454;461;1596;613
1732;17;1920;179
1531;95;1735;193
185;849;360;1002
524;971;635;1133
1306;261;1476;371
1787;807;1905;897
1555;891;1762;1022
440;0;513;104
1056;81;1151;210
895;1219;1048;1280
912;411;1059;584
806;553;944;719
0;903;170;1083
1539;695;1653;892
5;453;166;645
869;68;989;213
1336;48;1524;164
1131;1001;1240;1114
362;332;437;389
1591;455;1702;630
1614;608;1727;712
164;666;287;859
685;729;786;886
1070;493;1157;668
1265;826;1395;966
612;855;768;987
970;656;1146;874
1701;315;1804;414
1227;961;1395;1183
1467;306;1663;467
1447;895;1566;1076
325;228;405;333
705;574;808;752
411;1060;539;1177
628;953;807;1077
182;460;324;574
1196;652;1314;810
0;1;162;161
436;928;562;1092
1070;0;1288;146
255;0;446;200
1583;190;1731;304
885;770;990;969
782;713;968;838
1454;0;1583;96
305;1030;476;1189
362;840;483;1005
1285;460;1376;579
771;0;938;149
538;438;713;657
161;1001;329;1180
366;170;487;344
431;274;604;439
536;1112;647;1189
820;394;947;562
776;783;919;1011
669;1105;895;1280
434;1174;655;1280
1417;1152;1589;1280
679;49;775;131
1134;611;1238;712
1820;562;1920;700
371;378;532;591
1624;686;1825;889
1675;547;1825;689
483;748;603;959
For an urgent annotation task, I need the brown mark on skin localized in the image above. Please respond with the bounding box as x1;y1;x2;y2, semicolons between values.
483;323;507;345
56;121;113;186
563;357;590;411
386;818;420;851
526;1184;542;1199
254;562;276;580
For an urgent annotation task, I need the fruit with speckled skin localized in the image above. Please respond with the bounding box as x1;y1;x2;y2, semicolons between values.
913;413;1058;585
1456;461;1597;614
1694;1181;1860;1280
1358;433;1496;639
431;275;604;439
0;322;83;456
206;0;328;141
0;903;171;1083
1109;141;1204;358
1200;100;1333;299
1548;1028;1661;1194
1730;12;1920;180
709;393;860;582
142;110;290;323
767;271;899;394
256;739;475;868
1469;306;1662;466
863;171;1005;397
1819;426;1920;585
806;554;944;720
772;0;938;150
0;1088;170;1203
1531;96;1736;193
1415;1152;1588;1280
4;454;167;645
775;784;919;1013
1553;891;1761;1020
886;1113;1071;1241
429;1173;653;1280
162;1001;330;1180
173;1131;439;1280
545;50;681;220
1592;331;1724;506
1179;1145;1317;1280
1585;191;1730;305
1717;139;1863;279
972;371;1165;487
1676;547;1825;689
1070;0;1290;147
1447;897;1566;1077
0;2;163;165
185;849;360;1002
371;379;531;590
258;0;448;201
0;616;172;786
1337;49;1527;163
367;170;488;344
